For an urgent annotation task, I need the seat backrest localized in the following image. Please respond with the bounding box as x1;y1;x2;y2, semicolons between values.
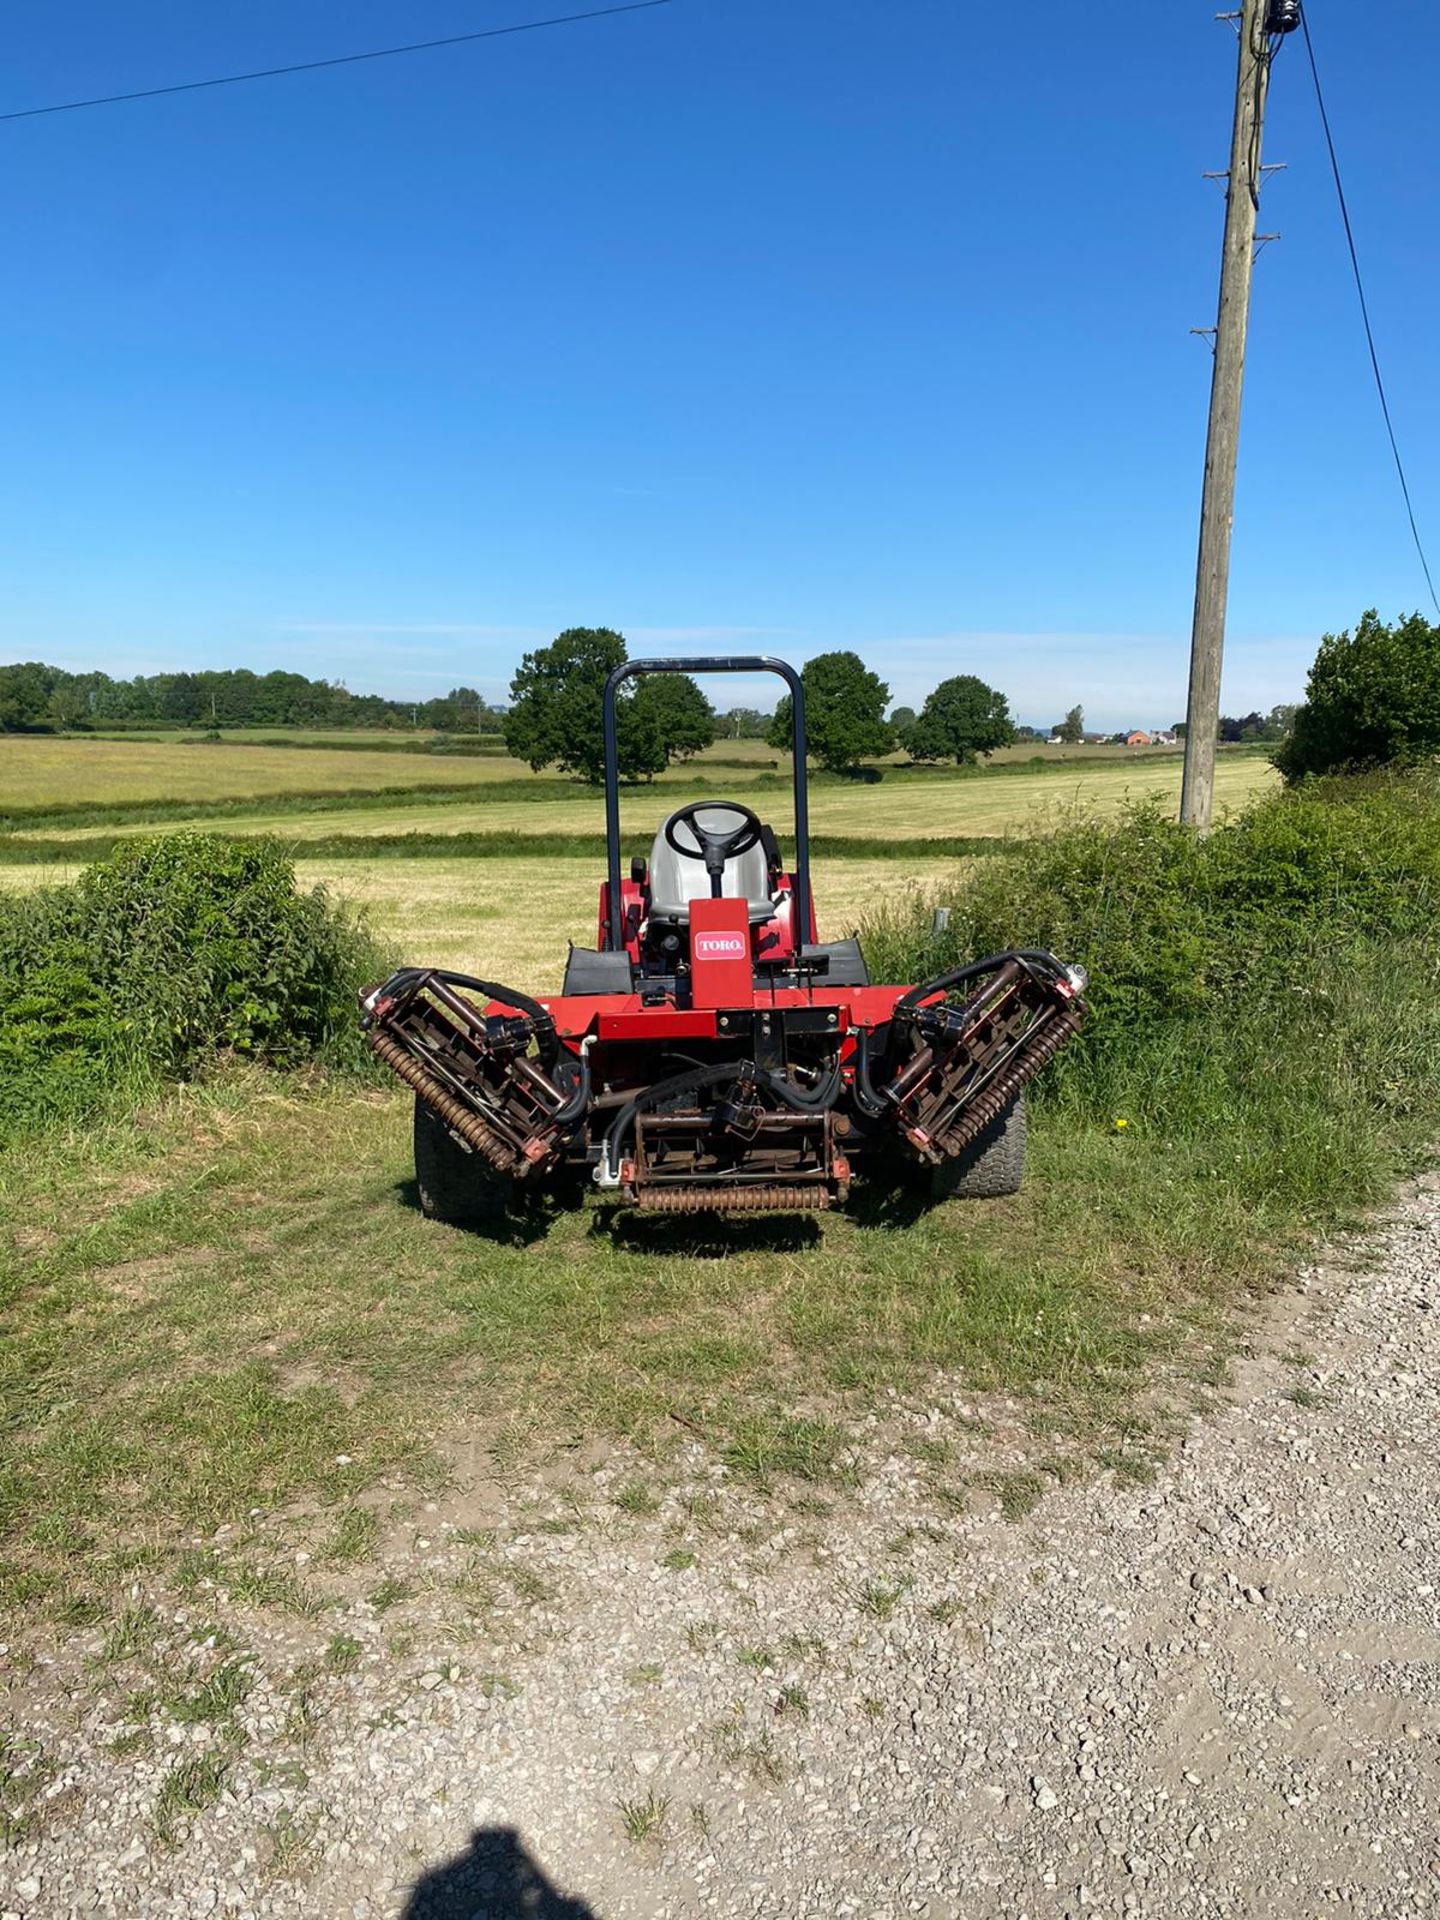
648;806;772;918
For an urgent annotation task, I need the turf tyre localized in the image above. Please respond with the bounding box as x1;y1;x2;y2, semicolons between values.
413;1097;514;1225
928;1093;1027;1201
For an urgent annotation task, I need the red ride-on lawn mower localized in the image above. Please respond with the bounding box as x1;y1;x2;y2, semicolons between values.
361;656;1088;1223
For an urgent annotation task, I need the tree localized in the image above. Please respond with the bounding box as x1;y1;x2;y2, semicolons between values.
888;705;918;751
719;707;769;740
449;686;487;734
0;662;60;730
502;628;710;782
46;678;91;731
1275;609;1440;782
768;651;891;774
632;673;716;762
907;676;1015;765
505;627;627;781
1054;705;1084;745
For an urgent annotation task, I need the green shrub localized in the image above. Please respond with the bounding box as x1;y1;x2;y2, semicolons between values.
1275;610;1440;780
863;774;1440;1218
0;834;384;1141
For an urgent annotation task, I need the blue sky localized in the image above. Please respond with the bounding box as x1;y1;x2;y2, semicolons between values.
1;1;1435;730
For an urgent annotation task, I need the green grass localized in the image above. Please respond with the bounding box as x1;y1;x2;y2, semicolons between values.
153;1750;232;1844
0;741;1277;854
616;1788;670;1844
1;773;1436;1635
0;1061;1238;1624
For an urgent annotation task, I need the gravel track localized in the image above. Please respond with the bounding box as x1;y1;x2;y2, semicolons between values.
4;1179;1437;1919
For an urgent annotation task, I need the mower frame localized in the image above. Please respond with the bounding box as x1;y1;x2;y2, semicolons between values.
361;653;1088;1216
602;656;812;953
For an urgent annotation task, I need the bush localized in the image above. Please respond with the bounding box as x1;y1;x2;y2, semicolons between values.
0;834;385;1141
1276;610;1440;781
862;774;1440;1215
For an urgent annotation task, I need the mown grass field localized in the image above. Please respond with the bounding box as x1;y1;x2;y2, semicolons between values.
0;733;1277;855
0;1059;1237;1632
300;854;962;986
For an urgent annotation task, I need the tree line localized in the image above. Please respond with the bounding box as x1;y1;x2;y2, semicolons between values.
15;606;1423;782
501;629;1026;779
0;660;501;735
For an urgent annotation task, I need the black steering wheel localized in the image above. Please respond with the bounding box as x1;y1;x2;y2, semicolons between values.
663;801;765;898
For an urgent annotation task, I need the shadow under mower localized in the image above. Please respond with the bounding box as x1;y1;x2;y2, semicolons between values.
361;655;1088;1223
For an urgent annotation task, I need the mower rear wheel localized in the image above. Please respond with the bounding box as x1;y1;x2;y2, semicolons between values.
928;1093;1027;1201
413;1098;514;1226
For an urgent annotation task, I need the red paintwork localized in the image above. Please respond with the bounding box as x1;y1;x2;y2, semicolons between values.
689;897;754;1008
535;983;916;1046
598;871;809;969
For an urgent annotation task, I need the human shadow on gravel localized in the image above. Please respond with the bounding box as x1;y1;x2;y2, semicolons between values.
401;1824;600;1918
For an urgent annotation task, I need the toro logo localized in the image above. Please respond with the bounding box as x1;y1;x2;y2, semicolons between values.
694;932;747;959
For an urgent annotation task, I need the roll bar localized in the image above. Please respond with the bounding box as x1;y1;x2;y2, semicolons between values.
602;655;810;952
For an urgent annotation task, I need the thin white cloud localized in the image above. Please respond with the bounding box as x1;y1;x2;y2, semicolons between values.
278;621;547;638
626;626;803;643
855;629;1314;730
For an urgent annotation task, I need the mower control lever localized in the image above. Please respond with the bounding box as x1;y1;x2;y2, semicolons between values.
662;802;765;900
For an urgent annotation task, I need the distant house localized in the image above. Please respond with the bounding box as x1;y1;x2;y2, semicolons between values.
1152;729;1178;746
1125;730;1152;747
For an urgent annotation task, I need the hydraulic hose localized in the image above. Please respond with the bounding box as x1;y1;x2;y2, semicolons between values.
893;948;1072;1018
603;1061;745;1173
550;1037;593;1128
764;1056;844;1112
600;1053;842;1179
850;1025;892;1119
369;966;560;1068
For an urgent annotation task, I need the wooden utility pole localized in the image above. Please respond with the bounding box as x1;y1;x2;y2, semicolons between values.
1180;0;1275;830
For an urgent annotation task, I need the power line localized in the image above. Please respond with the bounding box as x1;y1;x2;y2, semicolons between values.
1299;6;1439;617
0;0;674;125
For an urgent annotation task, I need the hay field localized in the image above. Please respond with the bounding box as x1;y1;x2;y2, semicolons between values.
305;853;963;990
0;735;525;809
0;851;962;988
8;751;1273;851
0;731;1209;817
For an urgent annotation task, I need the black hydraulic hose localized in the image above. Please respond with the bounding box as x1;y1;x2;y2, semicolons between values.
764;1056;843;1112
375;966;560;1067
604;1061;743;1167
551;1046;592;1127
894;948;1068;1017
603;1054;843;1168
851;1025;891;1119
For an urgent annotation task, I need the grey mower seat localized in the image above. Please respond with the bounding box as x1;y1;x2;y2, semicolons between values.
648;804;778;924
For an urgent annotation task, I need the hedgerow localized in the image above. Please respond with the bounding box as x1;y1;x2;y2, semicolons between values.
0;834;385;1142
864;772;1440;1218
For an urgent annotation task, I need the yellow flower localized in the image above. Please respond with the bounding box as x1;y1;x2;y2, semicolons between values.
1113;1117;1130;1131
